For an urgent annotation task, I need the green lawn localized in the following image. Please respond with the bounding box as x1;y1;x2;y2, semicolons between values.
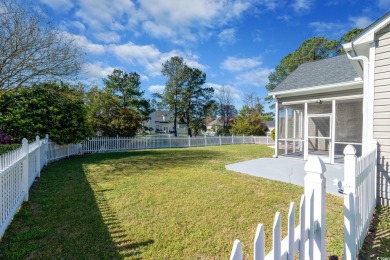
0;145;344;259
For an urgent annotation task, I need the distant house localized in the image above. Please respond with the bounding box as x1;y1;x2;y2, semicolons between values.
146;110;187;134
264;121;275;132
269;11;390;205
205;117;235;135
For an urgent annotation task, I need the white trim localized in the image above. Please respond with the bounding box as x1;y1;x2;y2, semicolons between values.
368;41;376;143
285;108;288;155
274;100;279;158
346;52;370;154
306;114;332;163
352;17;390;46
270;80;363;97
331;100;336;164
304;103;308;160
281;94;363;105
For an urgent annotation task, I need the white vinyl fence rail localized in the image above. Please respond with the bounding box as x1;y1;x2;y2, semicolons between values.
229;156;327;260
0;135;81;239
343;141;378;260
82;135;271;153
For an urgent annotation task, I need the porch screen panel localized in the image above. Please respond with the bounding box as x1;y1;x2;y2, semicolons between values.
307;102;332;114
278;107;286;139
334;99;363;159
287;109;294;138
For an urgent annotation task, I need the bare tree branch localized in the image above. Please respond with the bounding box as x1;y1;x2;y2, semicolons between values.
0;0;83;97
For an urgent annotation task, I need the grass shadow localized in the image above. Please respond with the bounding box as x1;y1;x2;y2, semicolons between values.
359;206;390;258
0;150;162;259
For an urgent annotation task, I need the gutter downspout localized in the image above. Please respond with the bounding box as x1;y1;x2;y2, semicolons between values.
345;51;370;155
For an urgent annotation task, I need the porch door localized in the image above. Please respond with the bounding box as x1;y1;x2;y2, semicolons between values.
306;114;332;163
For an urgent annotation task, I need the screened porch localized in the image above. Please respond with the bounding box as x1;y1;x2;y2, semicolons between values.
276;98;363;164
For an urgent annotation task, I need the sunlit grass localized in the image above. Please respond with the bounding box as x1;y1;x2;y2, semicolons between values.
0;145;344;259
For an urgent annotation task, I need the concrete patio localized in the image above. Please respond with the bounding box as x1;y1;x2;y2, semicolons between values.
226;157;344;196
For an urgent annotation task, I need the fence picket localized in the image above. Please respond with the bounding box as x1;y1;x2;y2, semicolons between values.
287;202;295;260
272;212;281;260
254;224;265;260
229;240;243;260
299;195;306;260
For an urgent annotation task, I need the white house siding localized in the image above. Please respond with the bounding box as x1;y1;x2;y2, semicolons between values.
374;25;390;206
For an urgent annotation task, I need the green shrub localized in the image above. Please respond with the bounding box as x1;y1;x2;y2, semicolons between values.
0;144;21;155
271;128;275;140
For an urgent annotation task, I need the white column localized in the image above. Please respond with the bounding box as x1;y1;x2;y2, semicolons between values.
331;100;336;164
293;110;296;153
285;108;288;154
274;99;279;157
304;103;308;160
304;156;326;260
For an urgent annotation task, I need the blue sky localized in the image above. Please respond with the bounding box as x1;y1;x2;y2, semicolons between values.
36;0;389;111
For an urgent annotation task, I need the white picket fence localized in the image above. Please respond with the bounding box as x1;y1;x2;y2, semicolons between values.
230;156;327;260
343;142;377;259
0;135;81;239
82;135;270;153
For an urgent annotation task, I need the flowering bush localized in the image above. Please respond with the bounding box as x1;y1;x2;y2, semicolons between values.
0;131;12;144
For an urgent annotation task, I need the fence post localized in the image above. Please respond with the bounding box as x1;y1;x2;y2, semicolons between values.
343;145;357;260
169;135;172;148
188;135;191;147
204;134;207;146
36;136;41;177
232;135;234;144
116;135;119;150
304;156;326;260
45;134;49;165
22;138;29;202
219;135;222;146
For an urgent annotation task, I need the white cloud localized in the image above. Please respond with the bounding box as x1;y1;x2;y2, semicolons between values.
309;21;346;36
140;74;150;82
94;32;121;43
218;28;237;46
39;0;73;12
82;62;116;80
309;16;374;38
235;68;273;87
54;0;257;45
221;57;262;72
75;0;135;31
108;42;205;76
292;0;313;12
68;34;105;55
205;83;243;106
148;85;166;94
378;0;390;9
70;21;86;31
348;16;373;29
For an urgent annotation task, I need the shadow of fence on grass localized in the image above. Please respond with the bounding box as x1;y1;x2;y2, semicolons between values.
358;206;390;259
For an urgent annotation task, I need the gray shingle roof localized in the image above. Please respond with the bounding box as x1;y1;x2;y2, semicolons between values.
272;54;360;93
